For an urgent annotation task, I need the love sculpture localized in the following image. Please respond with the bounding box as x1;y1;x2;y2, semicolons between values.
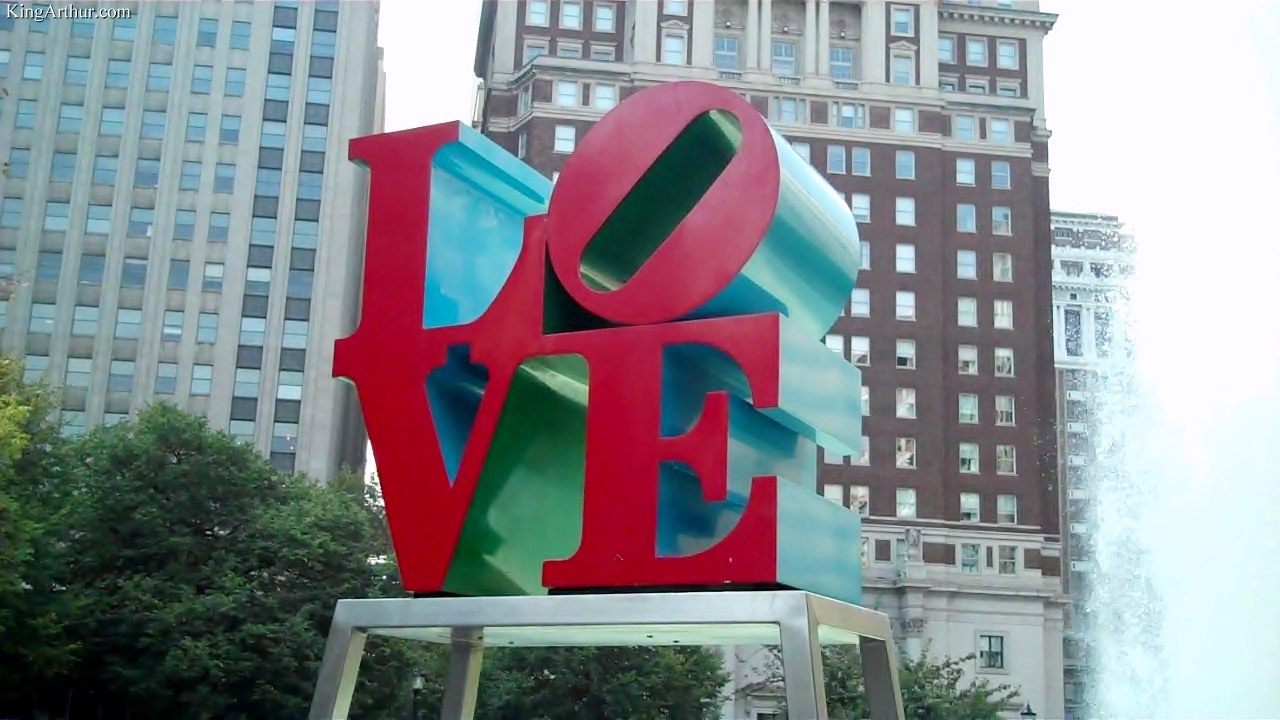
311;82;906;720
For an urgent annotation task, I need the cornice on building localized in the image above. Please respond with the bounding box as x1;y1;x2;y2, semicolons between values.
938;5;1058;31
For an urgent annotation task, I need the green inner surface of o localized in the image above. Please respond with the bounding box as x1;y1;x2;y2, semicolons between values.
578;109;744;292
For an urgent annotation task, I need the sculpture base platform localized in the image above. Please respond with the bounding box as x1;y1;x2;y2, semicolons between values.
308;590;906;720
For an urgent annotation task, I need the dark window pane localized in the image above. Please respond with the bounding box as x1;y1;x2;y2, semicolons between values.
273;6;298;27
304;103;329;124
299;151;326;172
230;397;258;421
262;101;289;122
258;147;285;169
248;245;275;267
253;196;279;218
309;57;334;78
242;295;269;318
283;298;310;321
295;199;321;221
236;346;263;368
290;248;315;270
268;53;293;74
274;399;301;423
279;348;307;370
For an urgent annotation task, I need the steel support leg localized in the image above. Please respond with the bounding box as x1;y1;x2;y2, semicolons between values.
440;627;485;720
861;636;905;720
308;613;368;720
779;613;827;720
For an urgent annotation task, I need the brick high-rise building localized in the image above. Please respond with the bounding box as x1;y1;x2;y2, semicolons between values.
0;1;383;480
474;0;1063;716
1049;210;1135;720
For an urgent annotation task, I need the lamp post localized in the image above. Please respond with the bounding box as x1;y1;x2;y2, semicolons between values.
1020;703;1037;719
410;675;425;720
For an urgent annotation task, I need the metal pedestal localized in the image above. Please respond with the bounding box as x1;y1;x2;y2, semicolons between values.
308;590;906;720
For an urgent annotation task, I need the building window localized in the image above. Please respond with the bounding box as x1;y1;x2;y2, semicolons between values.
180;161;202;191
993;299;1013;329
203;263;225;293
849;193;870;221
850;146;870;176
832;102;866;129
830;45;856;80
955;158;976;186
997;81;1021;98
993;252;1013;282
966;37;988;66
956;204;977;233
174;210;197;240
957;297;978;327
850;336;869;366
998;545;1018;575
953;115;976;140
988;204;1008;235
161;309;183;340
593;83;618;110
851;288;870;317
49;153;77;183
78;254;105;284
553;125;576;154
140;111;166;139
709;34;741;70
959;442;979;473
115;309;143;340
894;150;915;180
189;365;214;396
958;393;979;424
994;347;1014;377
147;62;172;92
58;104;85;134
891;5;914;36
890;54;914;85
22;51;44;80
960;493;980;522
28;304;56;334
662;33;687;64
997;494;1018;523
769;98;807;126
823;145;847;174
185;64;215;96
894;198;916;227
100;107;125;135
107;361;135;392
859;241;871;270
43;202;71;232
594;2;616;31
197;313;219;343
64;55;90;85
523;39;548;64
966;78;988;95
984;164;1010;194
71;306;98;337
554;80;578;107
663;0;688;15
956;250;977;280
996;395;1016;426
824;333;844;356
892;107;915;134
860;386;870;416
939;35;957;64
895;291;916;321
771;40;798;74
979;635;1005;669
996;445;1017;475
14;100;37;129
230;20;251;49
788;142;810;164
958;345;978;375
526;0;549;26
896;486;917;516
989;118;1012;145
186;112;208;142
843;485;867;517
558;0;583;28
895;339;916;369
895;388;916;419
996;39;1019;69
589;44;616;61
226;67;247;97
167;260;190;291
960;543;981;572
894;243;916;273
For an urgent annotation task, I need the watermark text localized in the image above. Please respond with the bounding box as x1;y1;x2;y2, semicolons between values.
6;4;132;22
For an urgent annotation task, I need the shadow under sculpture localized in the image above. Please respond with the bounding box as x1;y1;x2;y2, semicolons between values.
313;81;906;720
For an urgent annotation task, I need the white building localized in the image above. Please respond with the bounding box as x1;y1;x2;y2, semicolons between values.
0;0;384;479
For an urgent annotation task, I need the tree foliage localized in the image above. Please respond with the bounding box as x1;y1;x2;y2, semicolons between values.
754;645;1019;719
414;645;729;720
0;371;731;719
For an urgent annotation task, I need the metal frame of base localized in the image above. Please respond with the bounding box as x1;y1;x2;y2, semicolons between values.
308;590;906;720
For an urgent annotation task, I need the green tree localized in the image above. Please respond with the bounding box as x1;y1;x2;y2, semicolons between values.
750;646;1018;719
0;356;80;703
40;404;421;719
412;645;730;720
